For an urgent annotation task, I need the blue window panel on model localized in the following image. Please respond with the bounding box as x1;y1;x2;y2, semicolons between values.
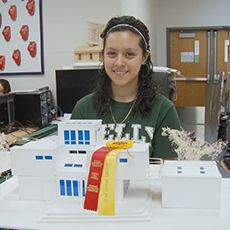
82;180;86;197
71;130;76;144
119;158;128;163
74;164;83;168
64;163;73;167
45;156;52;160
35;156;43;160
73;180;79;196
85;130;90;145
66;180;72;196
60;180;65;196
64;130;70;144
78;130;84;145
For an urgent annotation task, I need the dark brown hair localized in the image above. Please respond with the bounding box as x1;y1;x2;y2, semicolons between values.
0;79;11;94
91;15;160;118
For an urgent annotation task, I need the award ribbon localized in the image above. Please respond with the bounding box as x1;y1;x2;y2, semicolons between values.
84;146;114;211
98;140;134;215
98;148;121;215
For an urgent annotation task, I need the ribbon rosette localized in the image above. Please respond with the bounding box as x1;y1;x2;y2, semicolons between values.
106;139;134;149
106;139;135;158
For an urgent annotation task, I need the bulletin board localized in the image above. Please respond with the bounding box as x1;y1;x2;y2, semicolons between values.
0;0;44;75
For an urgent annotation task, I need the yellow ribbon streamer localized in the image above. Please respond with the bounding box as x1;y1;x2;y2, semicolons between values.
98;140;134;215
98;148;121;215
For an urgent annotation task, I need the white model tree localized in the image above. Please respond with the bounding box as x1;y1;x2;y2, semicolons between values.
162;127;227;160
0;133;9;151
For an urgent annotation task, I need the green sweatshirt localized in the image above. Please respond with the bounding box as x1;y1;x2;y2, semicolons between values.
71;93;181;159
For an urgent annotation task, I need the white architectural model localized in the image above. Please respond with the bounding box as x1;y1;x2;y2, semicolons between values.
162;160;222;209
9;120;222;221
10;119;149;202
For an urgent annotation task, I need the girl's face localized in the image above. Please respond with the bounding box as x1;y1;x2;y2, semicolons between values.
0;84;4;95
104;31;149;90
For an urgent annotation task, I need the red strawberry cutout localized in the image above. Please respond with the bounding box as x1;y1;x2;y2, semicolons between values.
2;26;11;42
2;0;7;3
0;55;5;71
12;49;21;66
8;5;17;21
28;41;36;57
26;0;35;16
20;25;29;41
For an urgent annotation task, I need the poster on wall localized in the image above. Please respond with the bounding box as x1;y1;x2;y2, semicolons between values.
0;0;44;75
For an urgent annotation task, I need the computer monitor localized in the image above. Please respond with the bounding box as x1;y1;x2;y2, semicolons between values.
0;92;15;134
56;69;97;115
55;68;175;116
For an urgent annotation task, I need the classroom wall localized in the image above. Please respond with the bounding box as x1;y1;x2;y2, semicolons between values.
3;0;230;105
3;0;123;98
3;0;157;105
156;0;230;66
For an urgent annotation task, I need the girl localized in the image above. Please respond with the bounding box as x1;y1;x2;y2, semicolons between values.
71;15;181;159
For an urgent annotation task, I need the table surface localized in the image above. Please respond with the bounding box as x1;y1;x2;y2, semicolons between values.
0;174;229;230
5;127;37;146
1;117;230;229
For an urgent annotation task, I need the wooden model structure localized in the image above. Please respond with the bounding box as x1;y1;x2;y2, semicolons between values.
74;21;105;63
86;21;105;44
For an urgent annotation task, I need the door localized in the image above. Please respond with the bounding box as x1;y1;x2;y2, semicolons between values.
168;27;229;124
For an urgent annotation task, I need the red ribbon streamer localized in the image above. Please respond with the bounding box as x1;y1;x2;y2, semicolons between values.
84;146;114;211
